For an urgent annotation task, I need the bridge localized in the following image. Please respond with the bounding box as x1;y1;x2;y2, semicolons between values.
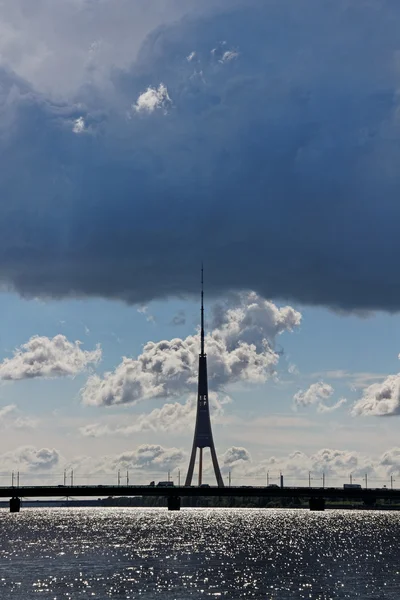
4;484;400;512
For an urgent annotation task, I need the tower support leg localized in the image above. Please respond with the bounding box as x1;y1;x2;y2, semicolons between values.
210;444;224;487
185;443;197;487
168;496;181;511
10;497;21;513
309;497;325;511
198;447;203;486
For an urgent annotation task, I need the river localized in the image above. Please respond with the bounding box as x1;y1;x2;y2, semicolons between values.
0;507;398;598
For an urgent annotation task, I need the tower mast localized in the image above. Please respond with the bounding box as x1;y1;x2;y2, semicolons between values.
184;266;224;488
201;264;205;357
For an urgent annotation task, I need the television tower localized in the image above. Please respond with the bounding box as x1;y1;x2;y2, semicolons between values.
184;267;224;487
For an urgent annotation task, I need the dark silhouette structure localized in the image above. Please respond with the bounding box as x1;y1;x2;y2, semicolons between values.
184;268;224;487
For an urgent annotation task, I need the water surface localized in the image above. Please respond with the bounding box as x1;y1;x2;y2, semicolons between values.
0;508;398;598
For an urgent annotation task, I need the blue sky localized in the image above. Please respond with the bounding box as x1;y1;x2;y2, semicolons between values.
0;0;400;487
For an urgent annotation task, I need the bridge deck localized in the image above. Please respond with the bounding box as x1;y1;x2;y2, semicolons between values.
1;485;398;500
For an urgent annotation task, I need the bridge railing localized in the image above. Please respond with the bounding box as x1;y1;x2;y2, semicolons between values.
0;470;396;491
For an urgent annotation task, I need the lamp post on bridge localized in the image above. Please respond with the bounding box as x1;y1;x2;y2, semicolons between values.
391;475;395;490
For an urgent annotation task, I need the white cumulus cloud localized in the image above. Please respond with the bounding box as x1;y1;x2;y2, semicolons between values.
294;381;333;407
352;373;400;417
72;116;86;134
222;446;251;470
0;335;101;381
133;83;172;114
81;293;301;407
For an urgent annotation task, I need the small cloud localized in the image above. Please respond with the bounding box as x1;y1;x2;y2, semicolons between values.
220;50;239;63
211;42;239;64
133;83;172;115
288;363;299;375
137;305;155;323
294;382;345;413
293;381;334;408
186;51;196;62
223;446;251;470
72;116;86;134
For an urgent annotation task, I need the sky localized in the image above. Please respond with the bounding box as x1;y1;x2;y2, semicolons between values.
1;0;400;488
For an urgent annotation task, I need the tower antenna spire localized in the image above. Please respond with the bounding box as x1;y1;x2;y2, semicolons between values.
201;263;205;357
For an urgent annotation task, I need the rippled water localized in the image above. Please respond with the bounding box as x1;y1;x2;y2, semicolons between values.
0;508;398;598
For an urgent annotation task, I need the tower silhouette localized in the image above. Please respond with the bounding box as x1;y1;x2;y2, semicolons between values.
185;267;224;488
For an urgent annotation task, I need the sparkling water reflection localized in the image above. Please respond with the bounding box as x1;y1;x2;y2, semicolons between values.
0;508;398;598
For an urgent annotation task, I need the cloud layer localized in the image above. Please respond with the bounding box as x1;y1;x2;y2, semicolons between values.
0;404;37;429
231;447;400;485
80;392;229;436
0;335;101;380
1;1;400;309
81;293;300;406
69;444;185;476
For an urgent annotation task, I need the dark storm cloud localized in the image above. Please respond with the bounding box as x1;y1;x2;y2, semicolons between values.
1;0;400;310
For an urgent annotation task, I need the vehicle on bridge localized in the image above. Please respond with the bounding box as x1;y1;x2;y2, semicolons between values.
156;481;174;487
343;484;362;489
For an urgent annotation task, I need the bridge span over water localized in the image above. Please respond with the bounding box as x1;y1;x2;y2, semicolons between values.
3;485;400;512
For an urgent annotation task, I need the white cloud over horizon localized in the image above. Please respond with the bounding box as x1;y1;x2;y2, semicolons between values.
216;447;400;486
2;441;400;487
0;335;101;381
68;444;186;478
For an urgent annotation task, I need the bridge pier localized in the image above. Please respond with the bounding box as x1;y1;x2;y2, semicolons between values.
9;497;21;513
309;497;325;511
168;496;181;511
